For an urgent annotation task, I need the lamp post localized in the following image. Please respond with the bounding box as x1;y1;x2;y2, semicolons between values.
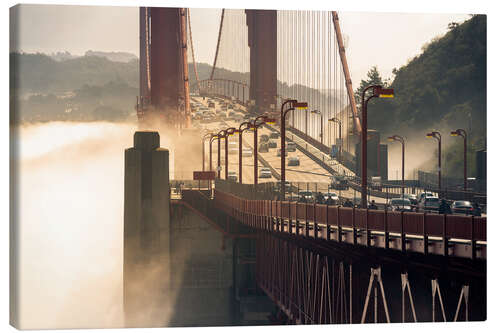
238;121;254;183
280;99;308;200
202;133;213;171
224;127;236;180
451;129;467;191
388;135;405;195
426;131;442;193
328;117;342;160
311;110;323;144
361;85;394;208
252;115;276;185
216;129;225;179
209;134;218;171
223;127;236;180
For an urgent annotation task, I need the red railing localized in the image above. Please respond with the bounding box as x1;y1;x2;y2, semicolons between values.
214;189;486;259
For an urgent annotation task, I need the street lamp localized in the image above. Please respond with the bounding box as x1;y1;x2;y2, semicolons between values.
209;134;218;172
238;121;254;183
361;85;394;208
426;131;442;193
202;133;213;171
451;129;467;191
223;127;236;180
216;130;225;179
311;110;324;144
281;99;308;199
252;115;276;185
328;117;342;160
388;135;405;196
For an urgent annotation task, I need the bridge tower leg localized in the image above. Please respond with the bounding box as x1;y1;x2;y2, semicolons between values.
143;7;190;126
246;10;277;116
123;131;171;327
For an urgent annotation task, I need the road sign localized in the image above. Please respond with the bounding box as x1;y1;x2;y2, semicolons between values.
193;171;216;180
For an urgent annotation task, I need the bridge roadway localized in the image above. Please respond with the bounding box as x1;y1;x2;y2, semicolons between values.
193;96;387;204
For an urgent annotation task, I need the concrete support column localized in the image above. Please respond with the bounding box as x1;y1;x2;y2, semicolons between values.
123;131;170;326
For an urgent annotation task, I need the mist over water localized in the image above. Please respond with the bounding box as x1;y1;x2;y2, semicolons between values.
14;121;146;329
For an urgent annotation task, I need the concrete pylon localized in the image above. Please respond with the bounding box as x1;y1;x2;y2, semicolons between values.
123;131;170;327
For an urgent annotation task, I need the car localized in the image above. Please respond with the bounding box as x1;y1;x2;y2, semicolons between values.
242;148;253;157
276;181;292;193
388;198;413;212
402;193;418;206
277;149;288;157
259;167;272;178
287;156;300;166
287;195;301;202
268;140;277;148
418;192;436;203
371;176;382;191
329;175;349;190
201;116;213;123
258;143;269;153
208;102;215;108
298;191;314;203
259;134;270;143
451;200;474;215
323;192;339;204
286;142;297;152
418;197;440;212
269;132;280;139
227;171;238;182
228;104;234;109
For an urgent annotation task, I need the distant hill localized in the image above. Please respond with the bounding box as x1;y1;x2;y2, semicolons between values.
11;52;139;95
84;50;138;63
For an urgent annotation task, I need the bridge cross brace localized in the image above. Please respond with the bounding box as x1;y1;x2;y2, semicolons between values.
401;272;417;322
361;267;391;323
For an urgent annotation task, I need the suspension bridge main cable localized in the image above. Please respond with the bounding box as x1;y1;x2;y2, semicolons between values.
187;8;200;93
210;9;225;80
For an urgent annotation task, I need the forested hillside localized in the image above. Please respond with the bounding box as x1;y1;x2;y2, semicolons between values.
355;15;486;178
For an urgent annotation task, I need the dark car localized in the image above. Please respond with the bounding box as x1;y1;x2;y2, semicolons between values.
276;181;292;193
329;175;349;190
286;142;297;152
388;198;413;212
270;132;280;139
259;134;270;143
268;140;277;148
208;102;215;108
451;201;474;215
258;143;269;153
227;171;238;182
418;197;440;212
287;156;300;166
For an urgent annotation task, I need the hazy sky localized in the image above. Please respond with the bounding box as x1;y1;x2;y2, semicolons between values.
11;4;470;87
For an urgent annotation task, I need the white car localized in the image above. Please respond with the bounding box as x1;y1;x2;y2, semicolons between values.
323;193;339;204
242;148;253;157
259;167;272;178
241;148;253;157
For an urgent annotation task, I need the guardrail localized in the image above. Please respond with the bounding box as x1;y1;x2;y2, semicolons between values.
214;189;486;260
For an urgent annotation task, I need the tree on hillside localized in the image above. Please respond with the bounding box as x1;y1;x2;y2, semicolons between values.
354;66;386;106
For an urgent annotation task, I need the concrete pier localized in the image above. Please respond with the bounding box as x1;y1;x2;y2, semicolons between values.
123;131;170;327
